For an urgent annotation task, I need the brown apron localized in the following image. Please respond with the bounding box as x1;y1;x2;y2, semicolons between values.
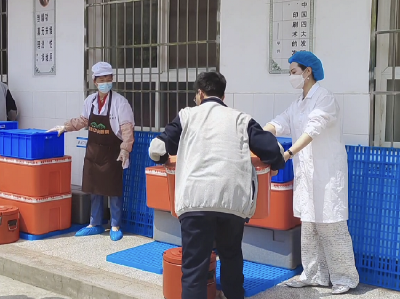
82;92;123;197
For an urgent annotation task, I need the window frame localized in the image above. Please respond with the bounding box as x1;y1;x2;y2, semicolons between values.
85;0;220;131
372;0;400;147
0;0;7;83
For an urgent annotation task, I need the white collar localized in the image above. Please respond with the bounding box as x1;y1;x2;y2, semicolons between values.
298;82;320;101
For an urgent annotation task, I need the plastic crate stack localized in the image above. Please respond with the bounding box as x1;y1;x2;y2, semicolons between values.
246;137;300;231
0;126;72;237
347;145;400;292
121;131;160;238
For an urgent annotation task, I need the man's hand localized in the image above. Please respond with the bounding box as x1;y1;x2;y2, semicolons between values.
148;138;167;162
117;149;130;169
271;170;279;177
46;125;66;137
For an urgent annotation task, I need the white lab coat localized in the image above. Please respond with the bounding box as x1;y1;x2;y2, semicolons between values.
269;83;348;223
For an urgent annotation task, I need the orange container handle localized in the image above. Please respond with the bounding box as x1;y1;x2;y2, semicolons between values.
8;219;18;231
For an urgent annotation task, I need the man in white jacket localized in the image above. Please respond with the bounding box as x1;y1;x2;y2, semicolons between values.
149;71;285;299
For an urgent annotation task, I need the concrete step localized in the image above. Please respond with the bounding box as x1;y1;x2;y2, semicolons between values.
0;244;163;299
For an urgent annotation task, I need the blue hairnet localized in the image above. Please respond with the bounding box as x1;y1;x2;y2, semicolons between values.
288;51;324;81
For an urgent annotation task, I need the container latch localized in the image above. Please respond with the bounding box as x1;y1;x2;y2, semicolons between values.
8;219;17;231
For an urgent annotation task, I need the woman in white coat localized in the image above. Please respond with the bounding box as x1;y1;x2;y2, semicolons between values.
264;51;359;294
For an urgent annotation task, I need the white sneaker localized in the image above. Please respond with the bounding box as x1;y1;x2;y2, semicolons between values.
332;285;350;294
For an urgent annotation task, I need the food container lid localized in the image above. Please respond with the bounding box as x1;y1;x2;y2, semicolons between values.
164;156;177;172
163;247;217;265
251;153;271;173
0;205;19;216
145;166;167;176
271;181;293;191
276;137;292;146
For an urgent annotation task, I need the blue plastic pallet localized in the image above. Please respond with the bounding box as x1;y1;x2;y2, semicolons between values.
0;121;18;130
272;137;294;183
106;241;301;297
107;241;178;274
0;129;64;160
216;261;302;297
20;224;86;241
346;145;400;291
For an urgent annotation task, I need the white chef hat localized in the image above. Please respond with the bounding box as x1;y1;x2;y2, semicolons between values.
92;62;113;79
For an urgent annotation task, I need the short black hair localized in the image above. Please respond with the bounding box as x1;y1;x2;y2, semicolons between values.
193;71;226;98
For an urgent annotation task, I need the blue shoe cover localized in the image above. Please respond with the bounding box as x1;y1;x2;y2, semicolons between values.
110;229;123;241
75;225;105;237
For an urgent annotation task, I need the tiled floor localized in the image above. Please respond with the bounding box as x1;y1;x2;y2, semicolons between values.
5;233;400;299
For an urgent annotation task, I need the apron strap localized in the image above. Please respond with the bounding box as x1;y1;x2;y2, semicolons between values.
90;95;97;115
106;91;113;117
90;91;112;115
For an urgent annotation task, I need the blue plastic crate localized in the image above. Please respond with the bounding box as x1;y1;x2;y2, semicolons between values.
271;137;294;183
0;129;64;160
346;145;400;291
0;121;18;130
121;131;160;238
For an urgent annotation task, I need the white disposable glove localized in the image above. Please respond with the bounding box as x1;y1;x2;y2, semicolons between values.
117;149;130;169
277;142;284;157
46;125;66;137
148;138;167;162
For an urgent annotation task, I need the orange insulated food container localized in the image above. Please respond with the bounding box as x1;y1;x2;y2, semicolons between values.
165;154;272;219
0;156;72;197
0;192;71;235
145;166;170;211
250;154;271;219
163;247;216;299
247;181;301;230
165;156;177;218
0;205;20;245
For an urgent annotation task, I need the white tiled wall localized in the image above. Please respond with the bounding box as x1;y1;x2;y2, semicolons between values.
8;0;86;185
220;0;372;146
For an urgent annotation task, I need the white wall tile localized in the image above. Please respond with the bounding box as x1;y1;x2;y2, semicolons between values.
273;94;295;118
66;92;84;120
55;93;68;120
343;134;369;146
334;94;344;134
252;94;274;126
343;94;370;135
224;93;234;108
233;94;254;115
12;91;33;118
33;92;59;119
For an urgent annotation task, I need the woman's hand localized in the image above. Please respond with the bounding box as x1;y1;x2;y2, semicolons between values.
271;170;279;176
284;151;291;162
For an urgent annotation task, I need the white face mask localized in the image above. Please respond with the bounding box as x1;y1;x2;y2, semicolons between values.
289;72;305;89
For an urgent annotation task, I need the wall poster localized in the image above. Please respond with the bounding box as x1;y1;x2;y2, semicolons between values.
269;0;314;74
34;0;56;75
